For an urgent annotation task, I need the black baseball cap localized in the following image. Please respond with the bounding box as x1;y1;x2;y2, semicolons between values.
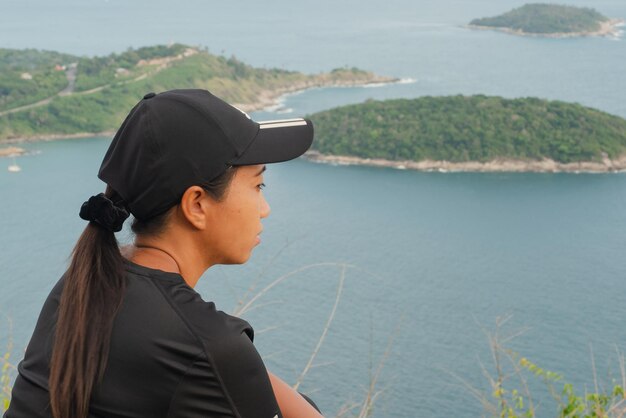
98;89;314;221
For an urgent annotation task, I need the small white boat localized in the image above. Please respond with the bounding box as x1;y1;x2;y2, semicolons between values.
8;156;21;172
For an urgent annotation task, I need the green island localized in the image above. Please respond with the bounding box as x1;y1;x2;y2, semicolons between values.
307;95;626;172
469;3;623;37
0;44;393;142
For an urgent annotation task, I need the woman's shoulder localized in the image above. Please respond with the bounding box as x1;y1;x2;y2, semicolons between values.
123;259;254;343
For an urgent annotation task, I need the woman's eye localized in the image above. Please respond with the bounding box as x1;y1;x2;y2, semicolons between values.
257;182;266;190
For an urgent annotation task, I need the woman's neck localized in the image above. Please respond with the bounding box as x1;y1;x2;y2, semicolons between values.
125;244;181;274
121;244;205;288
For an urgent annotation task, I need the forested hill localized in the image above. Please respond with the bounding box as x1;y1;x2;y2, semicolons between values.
470;4;609;34
309;96;626;164
0;44;390;141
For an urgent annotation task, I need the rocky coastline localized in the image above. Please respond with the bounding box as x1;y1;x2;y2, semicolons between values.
304;151;626;173
0;146;26;157
467;18;625;38
233;75;398;113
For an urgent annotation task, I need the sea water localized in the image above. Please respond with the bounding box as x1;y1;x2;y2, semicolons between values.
1;1;626;417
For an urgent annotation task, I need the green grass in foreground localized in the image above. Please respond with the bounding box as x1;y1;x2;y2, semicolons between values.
309;95;626;164
470;3;609;34
1;334;13;412
472;317;626;418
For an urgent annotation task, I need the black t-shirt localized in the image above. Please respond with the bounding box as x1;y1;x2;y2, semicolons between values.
5;260;282;418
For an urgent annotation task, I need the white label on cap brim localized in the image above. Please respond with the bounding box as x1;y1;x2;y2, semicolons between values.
259;118;303;124
259;120;307;129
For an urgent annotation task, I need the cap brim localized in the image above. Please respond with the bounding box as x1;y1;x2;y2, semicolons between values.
229;118;314;165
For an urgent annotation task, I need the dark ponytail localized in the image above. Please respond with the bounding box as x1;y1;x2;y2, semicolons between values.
49;167;238;418
49;187;127;418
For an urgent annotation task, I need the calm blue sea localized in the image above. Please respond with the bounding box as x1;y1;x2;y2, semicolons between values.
1;1;626;417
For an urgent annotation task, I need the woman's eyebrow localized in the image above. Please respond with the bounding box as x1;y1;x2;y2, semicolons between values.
255;165;267;177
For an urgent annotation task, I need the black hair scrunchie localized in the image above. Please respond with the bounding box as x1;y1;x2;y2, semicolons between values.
79;193;130;232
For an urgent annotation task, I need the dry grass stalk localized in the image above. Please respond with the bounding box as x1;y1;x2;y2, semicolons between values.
293;264;346;391
233;262;355;317
232;261;396;418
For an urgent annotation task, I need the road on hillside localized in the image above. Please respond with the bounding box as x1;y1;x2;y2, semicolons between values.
0;63;78;117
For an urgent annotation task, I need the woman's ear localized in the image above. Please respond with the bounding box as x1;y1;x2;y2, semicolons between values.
179;186;213;230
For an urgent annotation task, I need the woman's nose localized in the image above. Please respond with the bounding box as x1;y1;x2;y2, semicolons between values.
260;193;271;218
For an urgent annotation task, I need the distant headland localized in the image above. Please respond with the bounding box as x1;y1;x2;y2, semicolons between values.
468;3;625;38
307;95;626;173
0;44;395;144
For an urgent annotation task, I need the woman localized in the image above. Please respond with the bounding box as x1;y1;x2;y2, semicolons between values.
5;89;323;418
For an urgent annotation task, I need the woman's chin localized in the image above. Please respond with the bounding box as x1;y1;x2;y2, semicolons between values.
219;250;254;265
